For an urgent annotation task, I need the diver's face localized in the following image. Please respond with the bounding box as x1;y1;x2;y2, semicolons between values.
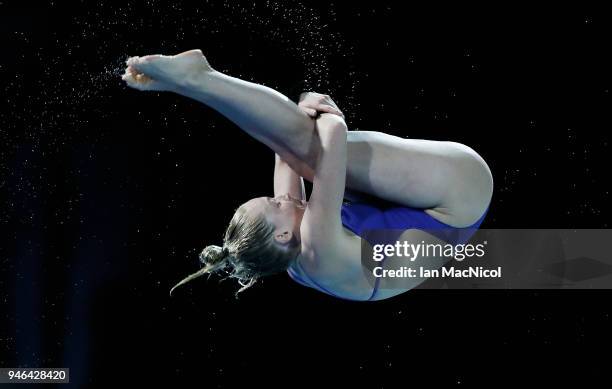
242;194;306;244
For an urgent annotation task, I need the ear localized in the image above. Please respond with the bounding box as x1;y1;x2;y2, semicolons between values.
274;230;293;245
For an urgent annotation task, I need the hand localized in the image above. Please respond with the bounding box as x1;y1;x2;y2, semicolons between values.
298;92;344;119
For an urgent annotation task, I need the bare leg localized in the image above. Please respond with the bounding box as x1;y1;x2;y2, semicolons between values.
123;50;492;226
123;50;319;179
343;131;493;226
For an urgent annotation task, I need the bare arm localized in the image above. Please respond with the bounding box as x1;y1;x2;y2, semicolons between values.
273;154;306;200
272;92;345;200
300;113;348;251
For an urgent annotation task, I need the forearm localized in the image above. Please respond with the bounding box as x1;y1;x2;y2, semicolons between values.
274;154;306;200
308;114;348;213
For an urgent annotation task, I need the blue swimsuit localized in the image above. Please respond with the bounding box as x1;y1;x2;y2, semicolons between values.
287;198;488;301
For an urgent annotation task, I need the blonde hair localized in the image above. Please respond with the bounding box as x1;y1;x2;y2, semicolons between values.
170;204;300;297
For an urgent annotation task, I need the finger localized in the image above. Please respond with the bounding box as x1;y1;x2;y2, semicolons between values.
299;92;313;102
299;104;324;117
302;107;318;117
320;97;339;109
315;104;344;117
298;101;318;110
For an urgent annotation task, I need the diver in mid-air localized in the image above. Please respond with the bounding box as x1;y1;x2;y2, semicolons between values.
122;49;492;301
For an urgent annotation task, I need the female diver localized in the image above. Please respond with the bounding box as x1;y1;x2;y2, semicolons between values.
121;49;493;301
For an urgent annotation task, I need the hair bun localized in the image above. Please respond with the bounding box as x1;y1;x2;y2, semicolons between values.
200;244;228;265
170;244;228;297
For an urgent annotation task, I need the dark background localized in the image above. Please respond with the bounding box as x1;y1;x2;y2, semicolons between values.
1;0;611;387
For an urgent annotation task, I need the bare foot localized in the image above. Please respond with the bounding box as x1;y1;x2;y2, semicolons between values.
121;49;213;92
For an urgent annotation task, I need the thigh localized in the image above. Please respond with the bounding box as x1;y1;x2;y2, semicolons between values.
345;131;492;227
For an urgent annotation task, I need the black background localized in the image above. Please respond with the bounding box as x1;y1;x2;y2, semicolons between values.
1;1;611;387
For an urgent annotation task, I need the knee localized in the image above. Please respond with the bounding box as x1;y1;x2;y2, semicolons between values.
447;143;494;225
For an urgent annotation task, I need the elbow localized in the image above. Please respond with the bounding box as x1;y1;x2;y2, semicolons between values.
332;118;348;134
317;113;348;133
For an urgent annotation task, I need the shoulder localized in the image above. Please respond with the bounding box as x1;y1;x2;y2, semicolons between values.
298;228;373;300
299;226;356;274
299;202;345;254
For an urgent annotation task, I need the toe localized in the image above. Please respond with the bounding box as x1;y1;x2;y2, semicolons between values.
126;56;140;67
122;68;164;92
127;54;167;77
